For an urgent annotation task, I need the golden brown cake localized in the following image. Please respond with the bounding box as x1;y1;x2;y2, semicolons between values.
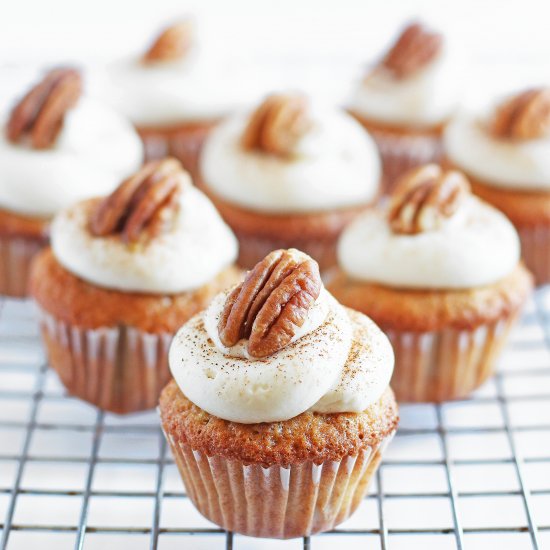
348;22;459;193
444;88;550;284
0;68;143;297
328;164;533;402
30;159;240;413
198;93;381;270
159;249;398;538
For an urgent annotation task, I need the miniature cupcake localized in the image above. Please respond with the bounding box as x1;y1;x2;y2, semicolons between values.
328;165;532;402
30;159;240;413
102;21;248;176
160;248;397;538
199;93;381;269
348;22;460;192
444;88;550;284
0;68;143;297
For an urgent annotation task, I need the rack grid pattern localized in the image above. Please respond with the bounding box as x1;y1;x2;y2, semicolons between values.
0;292;549;550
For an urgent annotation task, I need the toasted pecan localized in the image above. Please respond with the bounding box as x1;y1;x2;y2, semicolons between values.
488;88;550;140
90;158;185;243
241;93;312;157
379;22;442;79
6;68;82;149
142;21;194;63
218;249;322;358
388;164;470;235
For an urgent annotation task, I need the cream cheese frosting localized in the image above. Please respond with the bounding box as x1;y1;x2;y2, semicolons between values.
200;105;381;213
51;181;238;294
0;97;143;218
444;111;550;190
169;287;394;424
348;46;461;128
337;196;520;290
100;54;253;127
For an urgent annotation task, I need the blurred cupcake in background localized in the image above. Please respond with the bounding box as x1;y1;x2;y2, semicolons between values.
348;21;461;192
101;20;252;177
328;164;532;402
0;68;143;297
444;87;550;285
198;92;381;270
160;248;398;538
30;159;240;413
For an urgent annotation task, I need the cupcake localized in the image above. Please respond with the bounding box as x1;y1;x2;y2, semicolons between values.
328;164;532;402
444;87;550;284
30;159;240;413
0;68;143;297
160;248;398;538
198;92;381;270
101;21;248;177
348;22;460;192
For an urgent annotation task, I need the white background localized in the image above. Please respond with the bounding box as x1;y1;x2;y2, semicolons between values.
1;0;550;108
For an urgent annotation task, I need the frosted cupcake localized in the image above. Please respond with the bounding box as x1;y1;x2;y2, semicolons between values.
0;68;143;297
444;87;550;284
160;248;397;538
348;22;460;192
199;92;381;269
102;21;247;176
30;159;240;413
328;164;532;402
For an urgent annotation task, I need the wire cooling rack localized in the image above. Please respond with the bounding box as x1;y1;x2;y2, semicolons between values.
0;292;549;550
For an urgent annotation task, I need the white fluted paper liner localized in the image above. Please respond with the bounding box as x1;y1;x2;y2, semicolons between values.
369;128;443;194
386;315;518;403
518;225;550;286
163;430;395;539
37;306;173;413
0;236;46;297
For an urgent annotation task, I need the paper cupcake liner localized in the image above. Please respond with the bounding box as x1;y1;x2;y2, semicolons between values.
0;235;46;298
37;306;173;414
518;225;550;286
163;429;395;539
369;129;442;194
235;231;339;271
386;315;518;403
137;124;213;181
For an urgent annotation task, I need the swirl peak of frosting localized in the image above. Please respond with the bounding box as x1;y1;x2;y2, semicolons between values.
169;249;394;423
388;164;470;235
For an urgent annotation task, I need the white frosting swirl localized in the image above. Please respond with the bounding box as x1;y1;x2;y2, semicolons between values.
51;182;238;294
444;112;550;190
348;46;461;128
337;196;520;289
0;97;143;218
200;105;381;213
169;288;394;423
100;55;253;126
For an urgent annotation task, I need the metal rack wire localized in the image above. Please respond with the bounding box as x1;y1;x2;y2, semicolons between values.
0;290;549;550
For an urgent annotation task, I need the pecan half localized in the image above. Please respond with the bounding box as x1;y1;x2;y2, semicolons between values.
241;93;312;158
488;88;550;140
6;68;82;149
90;158;185;243
379;22;443;79
218;249;322;358
142;21;194;63
388;164;470;235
